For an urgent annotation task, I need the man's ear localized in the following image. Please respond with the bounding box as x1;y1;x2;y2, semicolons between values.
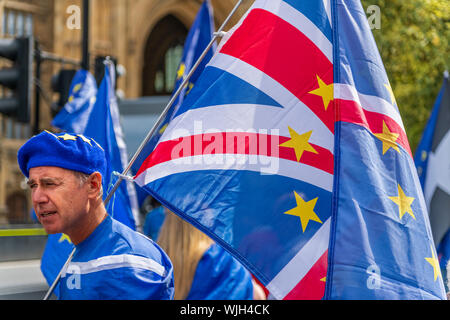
87;172;102;199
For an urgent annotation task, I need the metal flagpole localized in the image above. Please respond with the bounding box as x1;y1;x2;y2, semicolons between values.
43;0;245;300
101;0;244;207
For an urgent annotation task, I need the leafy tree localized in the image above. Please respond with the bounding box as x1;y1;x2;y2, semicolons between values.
361;0;449;152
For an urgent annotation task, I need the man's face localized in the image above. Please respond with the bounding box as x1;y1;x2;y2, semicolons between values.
28;166;90;235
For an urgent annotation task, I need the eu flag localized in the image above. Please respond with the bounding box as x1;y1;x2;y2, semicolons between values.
51;69;98;133
134;0;446;299
414;72;450;292
172;0;216;113
83;63;139;229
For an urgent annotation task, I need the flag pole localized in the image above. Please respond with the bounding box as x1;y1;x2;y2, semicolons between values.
102;0;244;207
42;0;245;300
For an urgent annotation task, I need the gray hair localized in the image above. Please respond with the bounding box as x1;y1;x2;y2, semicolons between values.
72;171;103;198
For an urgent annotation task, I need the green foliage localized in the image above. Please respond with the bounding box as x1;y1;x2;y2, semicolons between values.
361;0;449;152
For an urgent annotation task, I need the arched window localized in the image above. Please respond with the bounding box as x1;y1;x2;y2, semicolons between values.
142;15;187;96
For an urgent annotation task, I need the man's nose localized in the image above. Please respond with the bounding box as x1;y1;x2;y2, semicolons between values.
31;186;49;205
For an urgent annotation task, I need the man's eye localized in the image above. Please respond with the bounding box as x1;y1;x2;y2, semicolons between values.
29;184;37;189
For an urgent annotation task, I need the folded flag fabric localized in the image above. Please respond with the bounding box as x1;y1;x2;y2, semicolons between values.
414;72;450;293
414;73;450;248
134;0;446;299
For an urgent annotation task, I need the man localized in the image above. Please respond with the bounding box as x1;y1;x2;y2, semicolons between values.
17;131;174;300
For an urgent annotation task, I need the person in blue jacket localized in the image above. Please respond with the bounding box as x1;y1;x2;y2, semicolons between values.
17;131;174;300
157;208;266;300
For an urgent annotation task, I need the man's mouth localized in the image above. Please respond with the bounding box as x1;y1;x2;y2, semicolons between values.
40;211;57;218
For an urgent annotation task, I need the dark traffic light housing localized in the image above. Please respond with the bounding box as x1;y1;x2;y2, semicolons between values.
50;69;77;117
0;36;34;123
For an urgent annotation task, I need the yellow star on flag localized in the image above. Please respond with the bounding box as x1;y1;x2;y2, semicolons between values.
186;82;195;95
72;83;82;93
284;191;322;233
309;75;334;110
58;133;77;141
384;83;397;106
177;63;186;80
58;233;72;244
373;121;400;155
279;127;318;162
388;184;416;220
425;245;442;282
158;123;168;135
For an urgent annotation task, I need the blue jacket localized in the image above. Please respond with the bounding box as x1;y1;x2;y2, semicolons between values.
59;215;174;300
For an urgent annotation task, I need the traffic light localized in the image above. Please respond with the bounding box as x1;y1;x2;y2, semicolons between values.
50;69;77;116
0;36;33;123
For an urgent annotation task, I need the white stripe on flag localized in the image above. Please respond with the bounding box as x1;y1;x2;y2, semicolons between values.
252;0;333;62
135;155;334;193
266;218;330;299
334;83;406;133
159;103;335;154
322;0;332;27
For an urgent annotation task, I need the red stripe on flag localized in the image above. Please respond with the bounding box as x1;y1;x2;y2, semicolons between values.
337;99;412;157
283;250;328;300
220;9;335;133
134;132;334;177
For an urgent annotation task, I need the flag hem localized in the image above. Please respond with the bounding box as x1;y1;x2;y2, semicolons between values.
324;0;341;300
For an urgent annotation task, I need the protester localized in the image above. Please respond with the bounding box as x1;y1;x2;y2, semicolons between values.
17;131;174;300
157;209;265;300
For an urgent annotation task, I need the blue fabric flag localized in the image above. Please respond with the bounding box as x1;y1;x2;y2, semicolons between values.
43;65;139;298
84;64;139;229
134;0;446;300
414;72;450;292
51;70;98;133
171;0;216;114
326;0;445;299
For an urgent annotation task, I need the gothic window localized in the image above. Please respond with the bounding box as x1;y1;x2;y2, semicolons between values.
142;15;187;96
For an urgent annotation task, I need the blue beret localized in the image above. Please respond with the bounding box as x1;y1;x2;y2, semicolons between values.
17;131;106;178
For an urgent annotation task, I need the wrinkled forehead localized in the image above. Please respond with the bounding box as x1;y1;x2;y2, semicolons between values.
28;166;77;181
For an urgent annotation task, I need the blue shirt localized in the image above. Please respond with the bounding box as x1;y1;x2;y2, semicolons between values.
59;215;174;300
186;243;254;300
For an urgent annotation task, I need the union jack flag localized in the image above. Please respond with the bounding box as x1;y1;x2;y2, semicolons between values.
135;0;446;299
